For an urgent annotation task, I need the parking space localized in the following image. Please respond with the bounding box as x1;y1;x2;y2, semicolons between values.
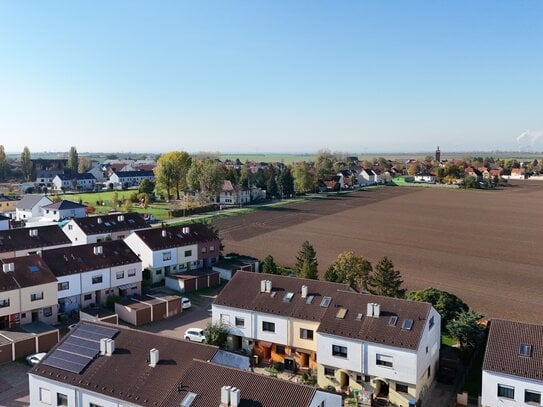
0;361;31;407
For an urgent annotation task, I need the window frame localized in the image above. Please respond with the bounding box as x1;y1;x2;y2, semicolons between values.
332;344;348;358
497;384;515;399
525;389;541;404
300;328;314;340
235;317;245;327
262;321;275;333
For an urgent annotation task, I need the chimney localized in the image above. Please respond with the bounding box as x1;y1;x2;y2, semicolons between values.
29;229;38;237
97;217;102;224
149;348;159;367
93;246;103;255
2;263;14;273
162;229;167;238
100;338;108;355
260;280;266;293
230;387;240;407
117;215;124;222
373;303;380;317
367;303;374;317
301;285;308;298
182;226;190;234
265;280;272;293
220;386;231;406
105;338;115;356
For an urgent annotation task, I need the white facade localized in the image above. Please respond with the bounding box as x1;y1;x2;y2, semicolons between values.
414;174;436;183
15;196;52;220
317;333;364;373
213;304;255;340
481;371;543;407
42;206;86;221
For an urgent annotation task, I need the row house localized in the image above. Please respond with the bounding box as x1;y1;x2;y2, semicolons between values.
15;194;52;220
41;241;142;313
212;272;352;371
481;319;543;407
0;225;72;260
29;322;341;407
35;170;64;186
0;255;58;328
124;223;220;284
41;200;86;222
108;170;155;188
52;173;96;191
62;212;151;245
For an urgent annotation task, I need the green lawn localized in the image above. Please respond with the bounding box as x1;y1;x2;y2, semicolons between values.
442;333;457;347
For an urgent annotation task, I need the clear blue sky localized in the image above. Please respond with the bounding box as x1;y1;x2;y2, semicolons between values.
0;1;542;154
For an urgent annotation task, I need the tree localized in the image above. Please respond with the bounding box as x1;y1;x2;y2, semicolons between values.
294;241;318;279
462;175;478;189
78;156;92;173
291;163;315;194
187;159;225;200
278;167;294;198
266;175;278;198
66;146;79;173
138;178;155;195
21;146;33;182
239;166;253;188
203;321;229;347
123;199;133;212
0;145;8;180
325;251;372;291
155;151;192;200
315;149;336;180
446;311;486;349
367;256;406;298
407;288;468;326
261;255;278;275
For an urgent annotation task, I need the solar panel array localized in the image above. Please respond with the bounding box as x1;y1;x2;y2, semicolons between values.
42;323;118;374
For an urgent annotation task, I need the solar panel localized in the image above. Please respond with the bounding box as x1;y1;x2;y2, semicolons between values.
401;319;414;330
43;356;90;374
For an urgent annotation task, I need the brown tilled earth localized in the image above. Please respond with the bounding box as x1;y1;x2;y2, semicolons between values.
213;182;543;324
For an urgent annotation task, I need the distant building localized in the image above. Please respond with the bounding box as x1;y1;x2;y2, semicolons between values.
435;146;441;162
41;200;86;221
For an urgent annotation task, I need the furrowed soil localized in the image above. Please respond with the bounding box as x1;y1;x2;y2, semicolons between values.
213;182;543;323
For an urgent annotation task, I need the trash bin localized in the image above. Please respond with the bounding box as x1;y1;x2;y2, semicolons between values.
408;401;416;407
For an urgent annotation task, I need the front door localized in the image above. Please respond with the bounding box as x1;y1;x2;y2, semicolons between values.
31;311;39;322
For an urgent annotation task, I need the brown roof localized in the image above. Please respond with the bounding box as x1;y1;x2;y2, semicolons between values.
214;271;353;322
0;225;71;254
31;322;219;406
162;359;318;407
41;240;140;276
133;223;219;251
483;319;543;381
317;290;432;350
0;254;57;290
70;212;150;235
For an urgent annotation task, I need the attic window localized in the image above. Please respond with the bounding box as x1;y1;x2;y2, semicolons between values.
104;222;111;227
320;296;332;308
283;292;294;302
401;319;414;330
29;265;39;273
388;316;398;326
336;308;347;319
519;343;532;357
356;313;363;321
128;219;135;224
180;392;197;407
306;295;315;304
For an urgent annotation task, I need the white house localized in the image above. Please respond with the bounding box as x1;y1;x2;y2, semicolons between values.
108;170;155;188
481;319;543;407
216;180;251;205
41;200;86;221
357;168;378;185
62;212;150;245
28;322;342;407
86;167;106;182
41;240;142;313
15;195;53;221
414;172;436;183
52;173;96;191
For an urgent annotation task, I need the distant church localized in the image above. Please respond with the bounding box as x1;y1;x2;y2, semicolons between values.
435;146;441;162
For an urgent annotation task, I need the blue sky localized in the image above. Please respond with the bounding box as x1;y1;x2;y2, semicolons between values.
0;1;542;154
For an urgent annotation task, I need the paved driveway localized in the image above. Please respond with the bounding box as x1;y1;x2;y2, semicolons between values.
0;362;31;407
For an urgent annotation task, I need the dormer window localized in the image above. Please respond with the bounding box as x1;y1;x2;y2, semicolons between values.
519;343;532;357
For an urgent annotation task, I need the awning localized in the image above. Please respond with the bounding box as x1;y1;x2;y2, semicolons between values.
257;341;272;348
118;284;136;290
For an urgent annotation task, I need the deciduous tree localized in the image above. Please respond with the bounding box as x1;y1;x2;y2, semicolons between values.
367;256;406;298
138;178;155;195
292;162;315;194
66;146;79;173
446;311;486;349
155;151;192;200
0;145;8;180
407;288;468;325
21;146;33;181
325;251;372;291
278;167;294;198
78;156;92;173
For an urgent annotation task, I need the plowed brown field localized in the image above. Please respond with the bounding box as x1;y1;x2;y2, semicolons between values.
213;182;543;323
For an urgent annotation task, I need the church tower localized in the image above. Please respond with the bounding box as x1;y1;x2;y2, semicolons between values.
435;146;441;162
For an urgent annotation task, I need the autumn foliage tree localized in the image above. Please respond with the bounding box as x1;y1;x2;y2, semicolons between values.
324;251;372;291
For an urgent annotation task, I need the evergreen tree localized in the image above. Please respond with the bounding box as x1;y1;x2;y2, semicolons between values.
295;241;318;279
279;167;295;197
261;255;278;275
20;146;33;182
0;145;8;180
446;311;485;349
66;146;79;172
367;256;406;298
266;175;278;198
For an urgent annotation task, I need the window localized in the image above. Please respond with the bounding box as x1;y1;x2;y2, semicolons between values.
235;317;245;327
210;246;215;252
396;383;409;393
89;403;104;407
201;247;207;253
519;343;532;357
376;354;393;368
156;269;162;275
332;345;348;358
84;294;92;301
497;384;514;399
43;307;52;317
92;275;103;284
300;328;314;340
31;292;44;301
525;390;541;404
427;365;431;378
184;250;192;257
39;388;51;404
283;292;294;302
128;268;136;277
429;315;435;330
116;271;124;279
324;367;335;377
162;251;172;261
275;345;285;354
58;281;69;291
262;321;275;332
57;392;68;406
220;314;230;324
0;298;9;308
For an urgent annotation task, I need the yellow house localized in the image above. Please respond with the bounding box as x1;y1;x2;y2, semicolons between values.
0;195;19;213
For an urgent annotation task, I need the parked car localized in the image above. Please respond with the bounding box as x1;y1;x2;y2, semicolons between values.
184;328;206;343
181;297;192;309
26;352;47;366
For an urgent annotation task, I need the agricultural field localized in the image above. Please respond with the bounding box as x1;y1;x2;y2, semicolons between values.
213;181;543;323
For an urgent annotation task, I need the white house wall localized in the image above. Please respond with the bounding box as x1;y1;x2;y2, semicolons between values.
316;332;363;373
212;304;254;339
124;234;153;268
151;248;178;269
110;262;142;288
0;288;20;317
481;371;543;407
175;243;198;267
81;268;111;294
15;242;71;257
255;312;288;345
62;222;87;245
415;308;441;380
56;274;82;299
365;342;418;385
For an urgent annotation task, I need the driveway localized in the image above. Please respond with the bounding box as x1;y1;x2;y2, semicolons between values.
0;362;31;407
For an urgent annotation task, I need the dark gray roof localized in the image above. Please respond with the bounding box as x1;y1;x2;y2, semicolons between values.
133;223;219;251
0;254;57;291
0;225;71;254
483;319;543;381
56;173;96;180
70;213;150;235
42;200;86;210
16;194;52;210
113;170;155;178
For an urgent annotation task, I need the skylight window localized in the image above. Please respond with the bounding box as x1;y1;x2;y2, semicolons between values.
356;313;363;321
336;308;347;319
29;265;39;273
519;343;532;357
388;316;398;326
320;296;332;308
306;295;315;304
401;319;414;330
283;292;294;302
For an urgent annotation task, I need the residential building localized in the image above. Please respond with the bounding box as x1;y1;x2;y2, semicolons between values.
414;171;436;183
29;321;341;407
35;170;64;186
108;170;155;188
124;223;220;284
509;167;527;180
212;272;352;371
52;173;96;191
217;180;251;205
0;194;20;214
358;168;378;185
42;241;142;313
337;170;355;189
0;254;58;328
41;200;86;221
15;194;53;221
86;167;106;182
481;319;543;407
62;212;150;245
0;215;9;231
0;225;72;260
465;167;483;182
